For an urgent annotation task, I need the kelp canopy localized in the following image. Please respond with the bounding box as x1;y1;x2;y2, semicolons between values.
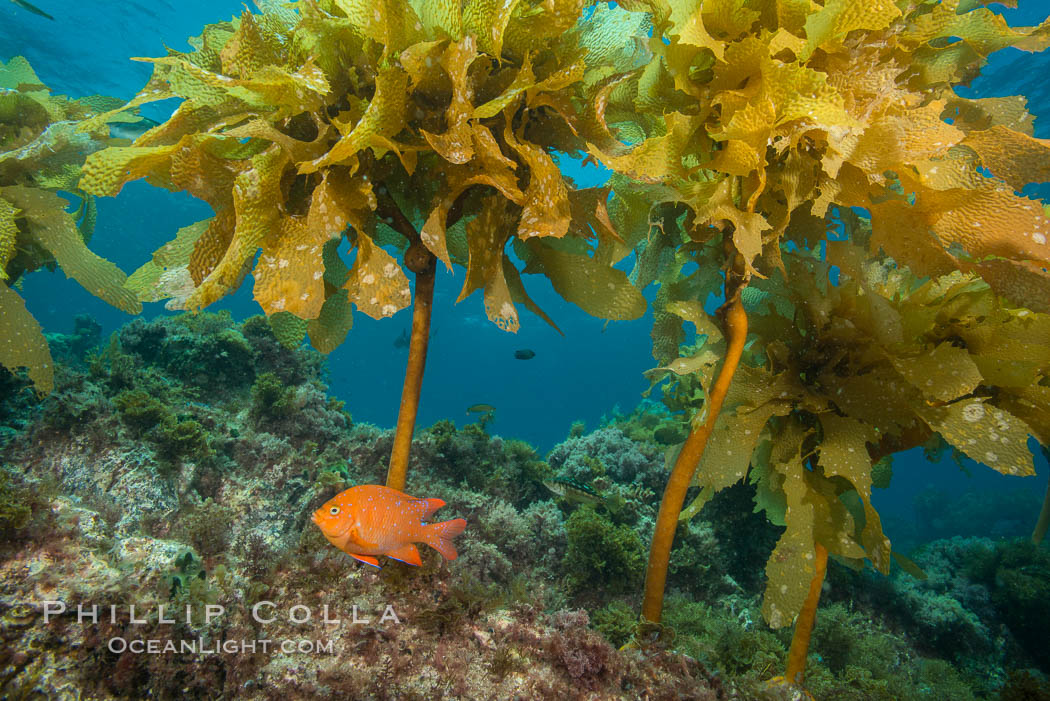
77;0;651;352
595;0;1050;302
0;56;141;394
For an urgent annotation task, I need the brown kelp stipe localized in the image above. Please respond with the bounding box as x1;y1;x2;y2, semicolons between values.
1033;447;1050;544
1034;488;1050;544
372;191;442;493
785;542;829;684
640;288;749;625
386;247;435;492
379;189;470;492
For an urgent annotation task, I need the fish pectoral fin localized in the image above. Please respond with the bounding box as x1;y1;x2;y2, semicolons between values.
384;544;423;567
348;527;380;551
348;553;381;568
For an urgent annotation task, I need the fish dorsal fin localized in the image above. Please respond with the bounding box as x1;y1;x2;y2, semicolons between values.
385;544;422;567
348;553;381;568
418;498;446;519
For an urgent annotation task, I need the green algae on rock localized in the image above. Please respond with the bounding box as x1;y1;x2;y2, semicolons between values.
0;308;1047;697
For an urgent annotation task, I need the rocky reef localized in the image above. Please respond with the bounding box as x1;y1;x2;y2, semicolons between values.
0;313;723;699
0;313;1048;700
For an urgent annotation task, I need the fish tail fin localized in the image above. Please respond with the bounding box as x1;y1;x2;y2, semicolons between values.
423;518;467;560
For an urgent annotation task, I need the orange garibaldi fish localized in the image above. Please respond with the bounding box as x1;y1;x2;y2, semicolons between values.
312;485;467;568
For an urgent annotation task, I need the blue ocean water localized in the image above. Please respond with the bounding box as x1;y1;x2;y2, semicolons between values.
3;0;1048;542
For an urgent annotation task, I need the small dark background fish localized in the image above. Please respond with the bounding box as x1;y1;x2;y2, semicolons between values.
109;116;160;142
514;349;536;360
11;0;54;20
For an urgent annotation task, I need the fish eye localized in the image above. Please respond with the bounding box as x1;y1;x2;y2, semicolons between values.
329;506;340;515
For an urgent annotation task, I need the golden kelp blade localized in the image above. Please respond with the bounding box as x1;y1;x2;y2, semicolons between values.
0;187;140;315
422;38;478;164
458;198;521;332
761;455;816;630
408;0;461;38
527;241;647;321
79;143;182;198
186;147;288;311
300;67;410;174
0;197;17;280
343;233;411;320
654;229;1050;630
0;283;53;394
123;220;208;305
963;125;1050;190
975;258;1050;314
919;399;1037;478
817;414;891;573
802;0;901;60
503;123;572;240
268;311;308;349
420;168;523;271
891;342;984;404
254;217;328;320
307;290;354;354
